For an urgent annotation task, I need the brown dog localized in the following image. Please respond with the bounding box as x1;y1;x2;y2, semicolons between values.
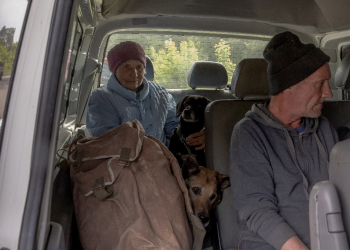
181;155;231;228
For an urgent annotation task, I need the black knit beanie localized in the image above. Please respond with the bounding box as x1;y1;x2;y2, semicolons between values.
263;31;330;95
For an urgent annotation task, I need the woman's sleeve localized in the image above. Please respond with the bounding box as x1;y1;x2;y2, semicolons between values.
86;91;121;137
163;92;179;138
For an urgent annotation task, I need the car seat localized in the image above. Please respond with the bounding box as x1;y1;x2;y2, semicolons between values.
145;56;155;81
168;61;235;104
205;58;270;250
205;57;350;250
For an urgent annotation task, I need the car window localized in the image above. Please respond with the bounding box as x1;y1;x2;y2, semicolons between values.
341;44;350;60
60;18;83;125
102;32;269;89
0;0;28;128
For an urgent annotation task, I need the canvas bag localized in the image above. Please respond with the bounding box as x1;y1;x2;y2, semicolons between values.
67;120;206;250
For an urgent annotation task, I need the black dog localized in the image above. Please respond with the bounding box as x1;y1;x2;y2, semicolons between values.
169;95;211;167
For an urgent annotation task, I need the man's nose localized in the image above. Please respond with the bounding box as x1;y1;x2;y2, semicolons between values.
322;81;333;98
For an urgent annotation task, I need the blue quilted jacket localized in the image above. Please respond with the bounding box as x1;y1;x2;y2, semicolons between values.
86;74;179;147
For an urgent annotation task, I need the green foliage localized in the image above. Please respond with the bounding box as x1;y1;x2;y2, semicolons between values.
0;40;17;75
214;39;236;80
148;39;199;88
0;26;15;49
107;33;268;89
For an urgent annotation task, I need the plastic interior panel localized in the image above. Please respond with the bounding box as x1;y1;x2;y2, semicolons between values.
309;181;349;250
329;138;350;245
47;222;65;250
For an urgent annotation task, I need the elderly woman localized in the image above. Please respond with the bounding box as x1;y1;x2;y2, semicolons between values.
86;41;204;148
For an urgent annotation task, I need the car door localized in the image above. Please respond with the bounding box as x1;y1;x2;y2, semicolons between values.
0;0;76;249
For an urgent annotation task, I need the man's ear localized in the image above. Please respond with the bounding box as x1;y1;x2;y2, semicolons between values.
176;96;189;117
182;155;199;179
217;174;231;192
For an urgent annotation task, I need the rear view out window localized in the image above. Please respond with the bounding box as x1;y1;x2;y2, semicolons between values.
103;33;268;89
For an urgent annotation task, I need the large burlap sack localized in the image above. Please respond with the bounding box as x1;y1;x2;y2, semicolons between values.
67;120;205;250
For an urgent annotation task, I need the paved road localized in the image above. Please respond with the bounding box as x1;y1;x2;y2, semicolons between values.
0;75;10;119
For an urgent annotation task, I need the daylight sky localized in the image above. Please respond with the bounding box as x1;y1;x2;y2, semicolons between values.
0;0;28;42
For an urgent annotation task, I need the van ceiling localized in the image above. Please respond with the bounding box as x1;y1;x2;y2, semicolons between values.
99;0;350;35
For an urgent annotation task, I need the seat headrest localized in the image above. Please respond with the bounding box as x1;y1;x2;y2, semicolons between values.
231;58;270;100
188;61;228;90
145;56;154;81
335;54;350;90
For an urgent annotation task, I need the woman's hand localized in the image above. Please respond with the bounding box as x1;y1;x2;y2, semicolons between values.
186;128;205;150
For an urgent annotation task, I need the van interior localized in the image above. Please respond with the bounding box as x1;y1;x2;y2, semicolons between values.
4;0;350;249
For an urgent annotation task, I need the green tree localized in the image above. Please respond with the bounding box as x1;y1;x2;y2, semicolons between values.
0;40;17;75
214;39;236;80
148;39;199;88
0;26;16;49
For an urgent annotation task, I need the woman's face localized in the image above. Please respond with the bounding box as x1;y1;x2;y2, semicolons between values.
115;59;145;92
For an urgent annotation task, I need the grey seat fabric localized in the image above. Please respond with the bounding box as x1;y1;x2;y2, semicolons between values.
188;61;228;90
205;58;271;250
145;56;154;81
170;89;235;104
230;58;269;100
206;100;259;250
168;61;235;104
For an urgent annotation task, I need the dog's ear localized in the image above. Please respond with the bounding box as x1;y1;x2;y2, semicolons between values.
176;96;189;117
217;174;231;192
182;155;200;179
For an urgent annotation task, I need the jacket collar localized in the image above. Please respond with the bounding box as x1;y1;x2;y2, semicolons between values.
248;101;319;136
107;74;149;101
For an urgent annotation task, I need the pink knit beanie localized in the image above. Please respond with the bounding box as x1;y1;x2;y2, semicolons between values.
107;41;146;74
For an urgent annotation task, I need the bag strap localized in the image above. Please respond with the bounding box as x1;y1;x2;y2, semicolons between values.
189;214;207;250
147;135;206;250
92;176;118;200
88;147;131;200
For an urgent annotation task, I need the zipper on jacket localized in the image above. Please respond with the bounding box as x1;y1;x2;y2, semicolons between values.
299;133;310;175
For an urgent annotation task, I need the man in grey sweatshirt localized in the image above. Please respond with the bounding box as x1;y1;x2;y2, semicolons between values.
229;31;339;250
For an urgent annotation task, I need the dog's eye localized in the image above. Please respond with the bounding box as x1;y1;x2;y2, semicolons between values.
209;194;217;202
192;187;201;195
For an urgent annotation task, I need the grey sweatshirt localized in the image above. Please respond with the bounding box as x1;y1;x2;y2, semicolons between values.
229;102;338;249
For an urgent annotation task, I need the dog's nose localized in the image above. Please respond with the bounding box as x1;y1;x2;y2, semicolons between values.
184;109;191;115
198;214;210;224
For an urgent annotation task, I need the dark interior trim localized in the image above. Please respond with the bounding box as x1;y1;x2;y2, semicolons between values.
18;0;74;248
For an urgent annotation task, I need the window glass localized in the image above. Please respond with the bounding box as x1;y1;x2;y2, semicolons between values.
0;0;28;126
341;44;350;60
60;19;82;124
103;33;269;89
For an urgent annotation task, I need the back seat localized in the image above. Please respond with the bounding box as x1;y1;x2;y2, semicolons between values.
145;56;154;82
205;58;270;250
205;58;350;250
168;61;235;104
